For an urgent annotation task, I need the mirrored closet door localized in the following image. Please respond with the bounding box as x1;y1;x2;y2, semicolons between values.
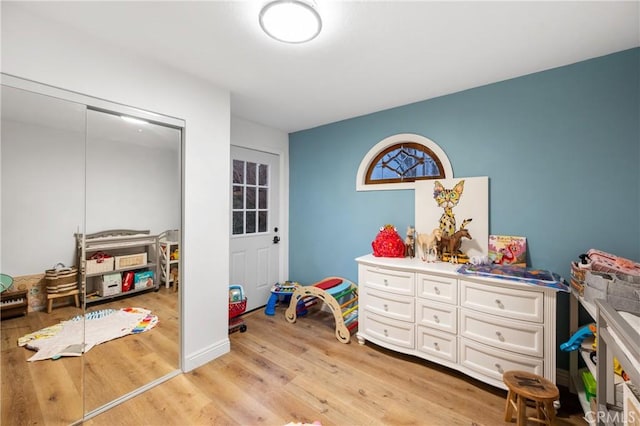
83;108;182;413
1;78;182;424
1;85;86;424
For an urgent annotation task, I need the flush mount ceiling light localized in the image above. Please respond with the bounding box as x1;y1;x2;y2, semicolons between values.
259;0;322;44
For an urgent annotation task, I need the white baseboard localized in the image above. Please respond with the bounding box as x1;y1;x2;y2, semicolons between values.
183;338;230;372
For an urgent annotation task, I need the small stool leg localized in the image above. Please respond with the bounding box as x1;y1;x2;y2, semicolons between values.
504;390;515;422
536;401;544;422
544;401;557;425
516;394;527;426
74;294;80;308
47;297;53;314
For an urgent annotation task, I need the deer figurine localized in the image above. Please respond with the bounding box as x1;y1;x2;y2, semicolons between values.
439;219;473;263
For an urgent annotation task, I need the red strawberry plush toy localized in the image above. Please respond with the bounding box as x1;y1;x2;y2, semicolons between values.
372;224;406;258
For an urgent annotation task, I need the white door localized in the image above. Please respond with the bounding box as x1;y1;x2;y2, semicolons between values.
230;146;280;312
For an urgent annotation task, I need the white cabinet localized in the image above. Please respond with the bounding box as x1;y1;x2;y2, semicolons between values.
417;325;457;362
416;299;457;333
159;229;179;290
356;254;560;390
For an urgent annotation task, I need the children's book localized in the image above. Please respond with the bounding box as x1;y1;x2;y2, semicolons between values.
488;235;527;266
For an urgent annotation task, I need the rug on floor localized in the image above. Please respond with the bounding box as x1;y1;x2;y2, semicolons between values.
18;307;158;361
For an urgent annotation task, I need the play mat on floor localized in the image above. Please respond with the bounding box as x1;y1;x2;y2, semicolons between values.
457;264;569;292
18;307;158;362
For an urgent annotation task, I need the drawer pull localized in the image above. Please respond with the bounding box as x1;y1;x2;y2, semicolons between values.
383;304;389;311
433;314;440;323
434;287;440;295
494;363;504;374
383;329;388;336
496;331;505;342
495;299;504;309
384;279;389;286
433;342;440;350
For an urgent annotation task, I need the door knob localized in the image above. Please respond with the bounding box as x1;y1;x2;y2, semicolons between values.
273;235;280;244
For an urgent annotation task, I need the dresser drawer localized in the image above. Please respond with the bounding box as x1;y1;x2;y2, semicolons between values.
417;326;457;363
361;265;414;296
416;299;457;334
460;280;544;322
364;288;414;322
460;309;543;357
459;338;544;384
362;310;415;349
417;273;457;304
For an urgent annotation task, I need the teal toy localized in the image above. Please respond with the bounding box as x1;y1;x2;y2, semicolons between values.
0;274;13;293
560;323;596;352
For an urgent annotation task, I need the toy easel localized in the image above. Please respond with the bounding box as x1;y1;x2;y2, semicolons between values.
284;277;358;343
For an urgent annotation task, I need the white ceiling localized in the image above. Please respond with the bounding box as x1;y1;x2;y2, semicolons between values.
10;1;640;133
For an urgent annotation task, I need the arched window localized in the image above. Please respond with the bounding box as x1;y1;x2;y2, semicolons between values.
365;142;445;184
356;133;453;191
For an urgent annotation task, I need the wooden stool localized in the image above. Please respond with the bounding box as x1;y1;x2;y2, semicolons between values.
47;289;80;313
503;370;559;426
170;269;179;293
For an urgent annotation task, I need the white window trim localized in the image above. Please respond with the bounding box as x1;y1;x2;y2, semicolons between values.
356;133;454;191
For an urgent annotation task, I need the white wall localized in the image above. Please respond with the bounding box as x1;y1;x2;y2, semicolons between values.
1;107;181;276
231;116;290;282
1;118;85;273
85;119;181;235
2;5;231;371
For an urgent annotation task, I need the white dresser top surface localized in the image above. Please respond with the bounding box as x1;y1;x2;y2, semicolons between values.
356;253;460;274
356;253;566;293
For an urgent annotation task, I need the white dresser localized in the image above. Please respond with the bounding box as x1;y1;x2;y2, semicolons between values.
356;254;559;390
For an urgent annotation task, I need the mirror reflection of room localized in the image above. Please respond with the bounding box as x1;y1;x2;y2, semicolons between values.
0;84;182;424
1;85;86;424
82;109;181;414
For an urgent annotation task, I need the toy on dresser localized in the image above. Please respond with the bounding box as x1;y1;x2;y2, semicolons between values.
404;226;416;258
371;224;406;258
416;228;442;262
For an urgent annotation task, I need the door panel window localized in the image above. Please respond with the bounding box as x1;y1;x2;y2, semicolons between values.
232;160;270;235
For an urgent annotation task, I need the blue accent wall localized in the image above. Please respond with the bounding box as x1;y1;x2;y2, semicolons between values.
289;48;639;369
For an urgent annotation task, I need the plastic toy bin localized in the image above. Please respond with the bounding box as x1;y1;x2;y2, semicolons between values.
229;298;247;319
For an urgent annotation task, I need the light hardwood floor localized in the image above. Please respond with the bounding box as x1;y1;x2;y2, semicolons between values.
1;285;179;425
85;303;588;426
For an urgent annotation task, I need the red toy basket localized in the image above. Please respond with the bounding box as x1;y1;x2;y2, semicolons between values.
229;298;247;319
